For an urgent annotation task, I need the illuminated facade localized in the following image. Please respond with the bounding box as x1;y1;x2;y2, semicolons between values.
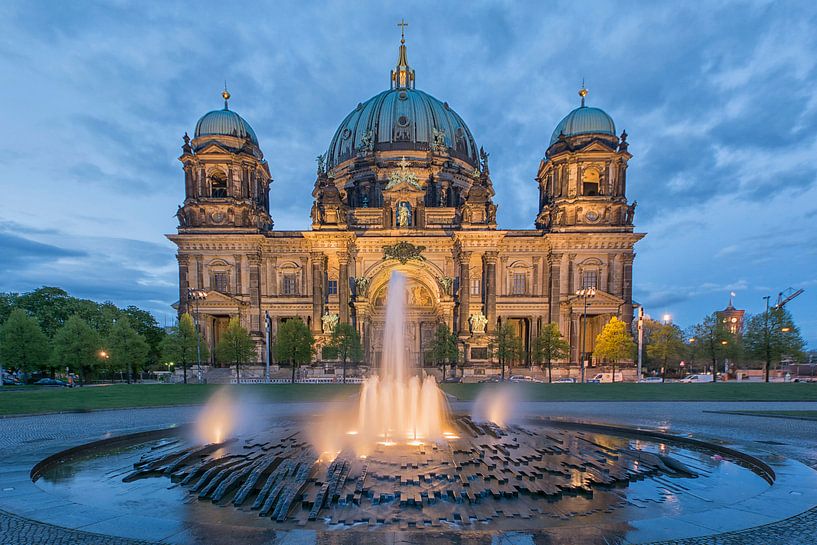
168;35;645;370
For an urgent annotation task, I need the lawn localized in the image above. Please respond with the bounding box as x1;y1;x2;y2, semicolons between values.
1;382;816;417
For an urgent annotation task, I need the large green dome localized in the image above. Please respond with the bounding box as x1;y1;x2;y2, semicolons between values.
326;38;478;169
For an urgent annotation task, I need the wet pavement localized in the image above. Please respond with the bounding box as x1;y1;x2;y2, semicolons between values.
2;400;817;544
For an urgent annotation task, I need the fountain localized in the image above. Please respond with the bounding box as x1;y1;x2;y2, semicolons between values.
355;272;449;449
26;270;815;543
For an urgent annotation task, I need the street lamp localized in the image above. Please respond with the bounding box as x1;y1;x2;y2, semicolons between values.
575;286;596;383
662;313;671;324
187;288;208;384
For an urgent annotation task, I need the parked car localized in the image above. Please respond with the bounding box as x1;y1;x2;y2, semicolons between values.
553;377;576;383
509;375;544;384
639;376;664;383
3;376;21;385
441;376;462;383
591;372;624;383
479;376;501;383
34;378;69;387
679;373;714;383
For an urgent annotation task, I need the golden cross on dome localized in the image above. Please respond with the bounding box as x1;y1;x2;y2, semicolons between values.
397;19;408;44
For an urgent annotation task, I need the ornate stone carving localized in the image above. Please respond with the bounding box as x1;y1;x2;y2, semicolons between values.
383;241;426;264
316;154;326;176
396;201;412;227
386;157;422;190
354;277;370;297
321;311;338;334
438;275;454;296
469;312;488;335
360;130;374;153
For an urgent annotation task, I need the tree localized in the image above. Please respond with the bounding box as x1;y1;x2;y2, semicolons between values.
328;322;363;384
107;317;149;383
427;323;458;381
160;313;207;383
691;313;735;382
646;323;685;380
120;306;166;366
743;307;806;382
17;287;79;338
489;322;523;382
0;308;51;372
51;316;101;384
593;316;636;382
531;322;570;383
216;317;257;383
273;319;315;383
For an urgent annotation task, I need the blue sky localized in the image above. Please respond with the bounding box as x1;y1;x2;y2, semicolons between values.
1;1;815;345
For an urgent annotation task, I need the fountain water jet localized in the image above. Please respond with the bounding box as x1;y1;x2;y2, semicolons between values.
355;272;449;449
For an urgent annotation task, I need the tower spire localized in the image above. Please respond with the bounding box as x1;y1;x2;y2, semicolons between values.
578;78;588;107
222;81;231;110
391;19;415;89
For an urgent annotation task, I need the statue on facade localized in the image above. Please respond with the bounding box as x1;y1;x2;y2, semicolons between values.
431;127;447;153
360;130;375;153
486;202;497;223
316;154;326;176
321;311;339;334
479;147;490;174
397;202;412;227
626;200;637;225
469;312;488;335
439;186;447;207
176;206;188;227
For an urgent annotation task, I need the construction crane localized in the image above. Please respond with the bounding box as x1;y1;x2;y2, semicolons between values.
775;288;805;309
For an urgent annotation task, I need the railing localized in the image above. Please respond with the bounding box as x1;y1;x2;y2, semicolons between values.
229;377;367;384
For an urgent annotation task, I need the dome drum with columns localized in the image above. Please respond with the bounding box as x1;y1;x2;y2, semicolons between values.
168;28;645;379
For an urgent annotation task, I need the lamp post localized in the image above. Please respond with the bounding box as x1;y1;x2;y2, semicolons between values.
575;286;596;383
187;288;208;384
636;306;644;381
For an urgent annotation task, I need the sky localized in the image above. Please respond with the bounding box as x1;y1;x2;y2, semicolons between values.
0;0;815;345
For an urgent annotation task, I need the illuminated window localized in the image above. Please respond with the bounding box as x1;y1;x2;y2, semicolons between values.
582;270;598;289
282;274;297;295
327;279;338;296
213;272;228;293
512;273;526;295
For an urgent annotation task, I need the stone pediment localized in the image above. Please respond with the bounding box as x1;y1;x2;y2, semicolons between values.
562;289;624;309
574;140;617;153
199;290;245;307
194;141;235;155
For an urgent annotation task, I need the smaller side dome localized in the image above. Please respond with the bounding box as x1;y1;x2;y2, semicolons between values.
194;90;258;145
549;87;615;145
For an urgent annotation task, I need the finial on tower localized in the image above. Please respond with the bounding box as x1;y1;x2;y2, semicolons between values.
222;81;231;110
578;78;588;107
391;19;415;89
398;18;408;44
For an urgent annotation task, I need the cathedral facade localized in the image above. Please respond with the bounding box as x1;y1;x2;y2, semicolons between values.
168;36;644;372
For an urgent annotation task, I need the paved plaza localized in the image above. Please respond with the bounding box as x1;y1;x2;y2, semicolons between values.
2;400;817;544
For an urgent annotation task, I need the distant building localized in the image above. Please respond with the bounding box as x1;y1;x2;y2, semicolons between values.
716;294;745;335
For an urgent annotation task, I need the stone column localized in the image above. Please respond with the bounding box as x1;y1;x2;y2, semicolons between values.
484;251;498;333
549;254;561;324
622;253;635;326
248;252;262;334
177;254;189;315
234;254;243;295
458;251;471;336
310;252;324;333
338;252;350;324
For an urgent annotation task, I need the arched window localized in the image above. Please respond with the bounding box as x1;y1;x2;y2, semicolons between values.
210;170;228;198
582;168;600;196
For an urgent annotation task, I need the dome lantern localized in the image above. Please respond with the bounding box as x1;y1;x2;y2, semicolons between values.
391;19;415;90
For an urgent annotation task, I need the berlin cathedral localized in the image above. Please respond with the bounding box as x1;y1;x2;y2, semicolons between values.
169;31;644;372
